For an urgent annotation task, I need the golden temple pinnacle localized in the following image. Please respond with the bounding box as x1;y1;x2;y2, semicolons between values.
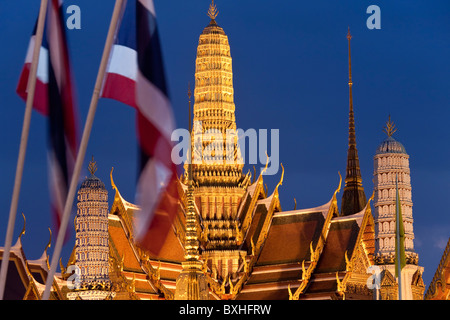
207;0;219;20
383;115;398;137
88;156;97;175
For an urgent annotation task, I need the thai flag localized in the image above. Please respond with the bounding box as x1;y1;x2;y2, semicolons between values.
102;0;178;255
16;0;79;239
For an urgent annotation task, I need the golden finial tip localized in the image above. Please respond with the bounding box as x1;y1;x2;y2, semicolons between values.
383;115;397;137
207;0;219;20
347;27;352;40
88;155;97;175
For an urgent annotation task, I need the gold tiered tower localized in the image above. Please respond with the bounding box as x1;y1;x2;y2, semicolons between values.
187;1;251;282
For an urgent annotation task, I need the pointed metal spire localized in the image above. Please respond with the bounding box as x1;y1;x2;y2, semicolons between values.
341;28;367;216
347;27;356;148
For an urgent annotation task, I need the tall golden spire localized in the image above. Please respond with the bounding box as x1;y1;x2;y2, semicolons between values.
341;28;367;216
191;2;244;187
180;3;251;294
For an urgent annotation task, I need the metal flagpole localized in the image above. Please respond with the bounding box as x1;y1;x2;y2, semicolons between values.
396;174;403;300
41;0;125;300
0;0;49;300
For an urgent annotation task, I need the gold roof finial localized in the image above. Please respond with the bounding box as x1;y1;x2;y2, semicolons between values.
383;115;397;137
18;212;26;241
207;0;219;20
88;155;97;175
110;167;117;191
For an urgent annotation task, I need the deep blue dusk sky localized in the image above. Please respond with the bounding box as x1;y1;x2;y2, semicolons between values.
1;0;449;289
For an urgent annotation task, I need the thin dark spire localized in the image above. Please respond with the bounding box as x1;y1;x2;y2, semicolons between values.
347;27;356;148
341;28;367;216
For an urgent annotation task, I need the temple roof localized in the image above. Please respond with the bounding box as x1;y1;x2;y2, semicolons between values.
108;170;184;299
235;183;376;300
425;237;450;300
256;200;333;266
0;230;64;300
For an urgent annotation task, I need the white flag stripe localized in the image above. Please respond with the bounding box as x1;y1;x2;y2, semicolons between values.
136;70;175;141
24;36;49;84
106;44;138;81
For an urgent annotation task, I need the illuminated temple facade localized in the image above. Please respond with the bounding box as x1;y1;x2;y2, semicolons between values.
0;2;432;300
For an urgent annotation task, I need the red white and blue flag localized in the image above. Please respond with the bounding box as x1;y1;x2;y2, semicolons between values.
16;0;79;239
101;0;178;255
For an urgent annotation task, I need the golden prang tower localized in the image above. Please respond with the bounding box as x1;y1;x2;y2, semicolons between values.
185;0;251;283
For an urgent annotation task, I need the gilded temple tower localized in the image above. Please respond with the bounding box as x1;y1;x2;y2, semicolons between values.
185;1;251;286
373;118;424;300
341;29;367;216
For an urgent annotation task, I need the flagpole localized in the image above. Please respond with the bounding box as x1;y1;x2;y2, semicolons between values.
0;0;49;300
41;0;124;300
396;174;403;300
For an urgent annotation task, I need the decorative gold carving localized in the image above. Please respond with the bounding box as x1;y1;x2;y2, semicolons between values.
383;115;397;137
336;272;346;300
260;151;269;176
334;172;342;198
18;212;26;241
88;155;97;175
274;163;284;193
207;0;218;20
344;250;351;272
45;228;52;270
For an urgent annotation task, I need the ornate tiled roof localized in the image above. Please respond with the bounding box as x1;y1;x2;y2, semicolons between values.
376;136;407;155
80;174;106;190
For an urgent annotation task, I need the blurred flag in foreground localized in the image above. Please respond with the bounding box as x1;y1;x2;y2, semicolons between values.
101;0;178;255
16;0;79;240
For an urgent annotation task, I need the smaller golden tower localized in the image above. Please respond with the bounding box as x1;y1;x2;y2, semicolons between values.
174;86;209;300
